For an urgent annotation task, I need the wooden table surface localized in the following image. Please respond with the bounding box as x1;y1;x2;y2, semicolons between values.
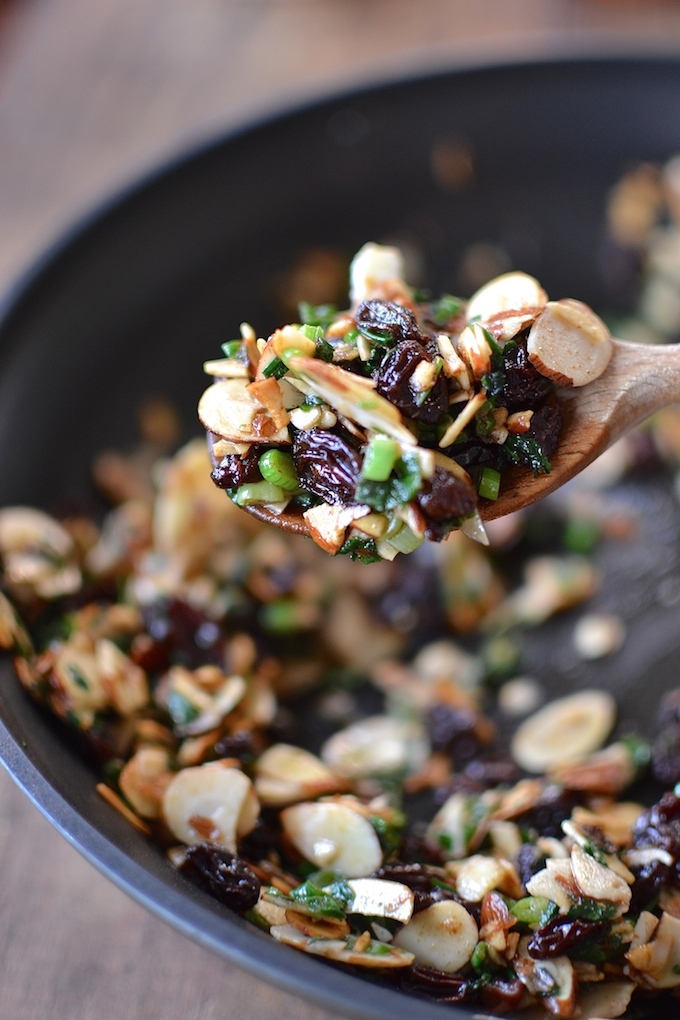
2;2;680;1018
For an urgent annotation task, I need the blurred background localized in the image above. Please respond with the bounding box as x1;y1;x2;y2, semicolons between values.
2;1;680;1018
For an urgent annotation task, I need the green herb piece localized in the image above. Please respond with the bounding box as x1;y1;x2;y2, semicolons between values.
233;480;287;506
67;665;89;690
299;324;324;343
481;367;506;401
354;451;423;513
502;433;552;475
481;326;503;356
262;356;288;379
289;881;348;919
323;877;355;912
567;898;617;922
338;534;381;564
244;907;271;932
166;690;200;726
260;598;309;635
621;734;651;771
298;301;338;328
258;449;299;491
385;525;423;555
478;467;501;501
315;337;334;362
471;940;494;976
474;400;496;437
280;346;308;368
510;896;559;928
356;322;395;346
300;394;327;409
221;339;244;358
437;832;453;852
370;812;405;857
481;635;520;681
361;436;401;482
430;293;462;325
562;517;600;554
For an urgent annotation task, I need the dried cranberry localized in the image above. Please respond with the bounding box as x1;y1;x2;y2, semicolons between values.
415;466;477;540
179;843;260;912
527;915;609;959
292;428;361;505
211;446;262;490
498;340;553;411
374;339;449;424
355;299;424;347
652;723;680;786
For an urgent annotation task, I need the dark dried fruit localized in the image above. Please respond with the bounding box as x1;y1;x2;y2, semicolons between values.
292;428;361;505
513;786;582;840
401;965;475;1004
629;858;673;915
498;340;554;412
425;703;484;764
211;447;262;490
179;843;260;912
633;792;680;880
480;976;524;1013
416;466;478;540
355;299;424;347
141;597;226;669
525;398;562;459
516;843;548;890
374;861;458;913
651;723;680;786
374;339;449;424
527;915;609;959
463;753;520;788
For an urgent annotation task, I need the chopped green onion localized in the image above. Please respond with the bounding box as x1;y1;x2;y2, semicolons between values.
233;480;287;506
262;356;288;379
361;436;400;482
258;449;299;491
430;293;462;325
385;524;423;555
298;301;338;328
478;467;501;501
562;517;600;554
510;896;559;928
279;346;308;367
221;339;243;358
299;323;324;343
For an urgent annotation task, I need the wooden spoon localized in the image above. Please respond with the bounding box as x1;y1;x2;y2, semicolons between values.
241;338;680;537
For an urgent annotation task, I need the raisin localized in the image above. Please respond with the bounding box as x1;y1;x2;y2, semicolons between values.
498;340;553;411
415;466;477;540
527;915;609;959
141;597;225;669
374;339;449;424
355;299;424;346
374;861;458;913
633;792;680;880
513;787;582;840
425;703;484;764
526;398;562;458
292;428;361;505
401;965;475;1004
516;843;547;890
211;447;261;490
629;859;673;914
480;976;524;1013
213;729;259;765
179;843;260;912
463;753;520;788
652;723;680;786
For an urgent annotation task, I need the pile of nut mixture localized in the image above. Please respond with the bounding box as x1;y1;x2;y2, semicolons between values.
4;156;680;1018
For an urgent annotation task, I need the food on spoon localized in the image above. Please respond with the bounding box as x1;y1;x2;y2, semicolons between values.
199;245;614;559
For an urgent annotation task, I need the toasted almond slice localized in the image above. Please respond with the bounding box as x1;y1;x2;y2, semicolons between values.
346;878;414;924
119;747;172;819
321;715;430;779
198;378;290;444
511;689;616;773
162;763;259;849
466;271;548;325
246;378;290;431
0;506;74;559
527;298;613;387
254;744;342;806
456;323;493;379
577;979;635;1020
349;242;407;308
202;356;250;378
281;801;383;878
437;392;488;449
288;356;416;445
482;307;544;343
303;502;371;555
271;923;414;968
393;901;478;973
570;844;632;912
626;911;680;988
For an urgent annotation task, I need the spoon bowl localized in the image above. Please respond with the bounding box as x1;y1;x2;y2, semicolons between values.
235;338;680;540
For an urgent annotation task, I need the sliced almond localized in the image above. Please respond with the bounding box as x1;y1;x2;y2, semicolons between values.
321;714;429;779
392;900;478;974
280;801;383;878
570;844;632;912
162;762;259;849
527;298;613;387
254;744;342;806
198;378;290;444
271;923;414;968
511;689;616;773
466;271;548;325
345;878;414;924
456;323;493;379
302;502;371;555
349;242;407;308
288;356;416;445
